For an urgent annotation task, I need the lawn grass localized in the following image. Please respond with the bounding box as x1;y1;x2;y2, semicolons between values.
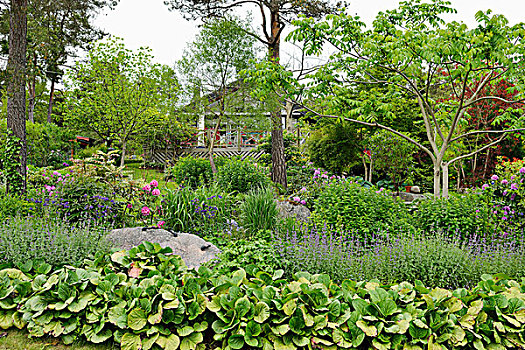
125;164;178;190
0;330;117;350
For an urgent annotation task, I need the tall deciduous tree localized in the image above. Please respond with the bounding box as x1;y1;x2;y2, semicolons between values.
62;38;179;166
164;0;339;188
6;0;27;194
178;16;260;173
251;0;525;197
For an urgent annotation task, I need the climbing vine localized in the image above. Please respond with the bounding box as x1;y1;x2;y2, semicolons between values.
3;129;23;194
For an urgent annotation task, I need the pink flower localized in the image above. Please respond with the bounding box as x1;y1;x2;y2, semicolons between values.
157;221;165;228
300;187;307;192
150;180;159;187
141;206;151;216
152;189;161;196
501;179;509;185
143;184;151;192
520;167;525;174
511;183;519;190
127;203;132;209
300;200;306;205
292;196;301;202
482;184;489;190
491;175;499;181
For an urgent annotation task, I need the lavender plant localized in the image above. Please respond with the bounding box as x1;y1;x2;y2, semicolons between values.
0;216;112;268
273;226;525;289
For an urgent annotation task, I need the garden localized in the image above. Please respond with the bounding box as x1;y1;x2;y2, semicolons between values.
2;0;525;349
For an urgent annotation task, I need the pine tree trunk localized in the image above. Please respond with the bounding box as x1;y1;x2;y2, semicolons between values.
47;77;56;123
269;6;287;189
6;0;28;195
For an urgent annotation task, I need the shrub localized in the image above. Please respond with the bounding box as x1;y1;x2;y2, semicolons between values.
0;216;111;268
310;180;413;236
166;156;213;188
273;226;525;288
239;188;278;236
216;158;270;194
1;242;525;350
412;191;491;236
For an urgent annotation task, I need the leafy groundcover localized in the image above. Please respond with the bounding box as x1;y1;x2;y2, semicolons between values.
0;243;525;350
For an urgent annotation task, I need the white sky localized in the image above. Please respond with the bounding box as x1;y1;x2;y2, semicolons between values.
94;0;525;66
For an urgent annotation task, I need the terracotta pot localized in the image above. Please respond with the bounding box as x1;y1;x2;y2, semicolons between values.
405;185;412;193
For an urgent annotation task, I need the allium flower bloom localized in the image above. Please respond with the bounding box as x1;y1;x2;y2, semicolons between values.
482;184;489;190
293;196;301;202
300;187;307;192
143;184;151;192
511;183;519;190
150;180;159;187
300;200;306;205
141;206;151;216
520;167;525;174
157;220;165;228
152;189;161;196
501;179;509;185
491;175;499;181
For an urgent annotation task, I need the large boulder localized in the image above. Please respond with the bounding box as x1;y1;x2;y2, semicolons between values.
106;227;220;269
276;200;311;223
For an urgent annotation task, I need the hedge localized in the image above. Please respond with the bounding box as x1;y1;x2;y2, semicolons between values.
0;243;525;349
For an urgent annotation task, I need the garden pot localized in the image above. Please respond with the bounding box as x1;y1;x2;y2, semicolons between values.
405;185;412;193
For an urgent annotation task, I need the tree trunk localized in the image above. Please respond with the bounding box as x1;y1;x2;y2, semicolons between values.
208;115;221;174
441;162;449;199
362;155;368;182
47;77;56;123
269;6;287;189
433;162;441;198
120;139;127;167
6;0;28;195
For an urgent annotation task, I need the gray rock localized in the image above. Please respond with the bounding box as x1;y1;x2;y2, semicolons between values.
276;200;311;223
410;185;421;194
106;227;220;270
398;192;427;203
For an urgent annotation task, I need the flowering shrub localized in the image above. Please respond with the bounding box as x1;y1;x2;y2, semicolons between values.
479;158;525;235
127;179;164;228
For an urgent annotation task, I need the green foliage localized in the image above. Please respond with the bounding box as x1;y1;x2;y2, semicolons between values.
208;238;283;275
163;186;236;235
1;243;525;350
2;130;23;195
239;188;278;235
257;131;302;167
369;130;418;190
413;192;490;236
310;181;413;236
216;158;270;194
0;216;111;268
307;121;363;174
0;194;33;221
166;156;213;189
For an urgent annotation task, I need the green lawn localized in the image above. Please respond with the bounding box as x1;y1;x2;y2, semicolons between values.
0;330;117;350
125;164;178;190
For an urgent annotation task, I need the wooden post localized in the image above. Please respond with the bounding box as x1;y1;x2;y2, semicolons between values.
237;129;241;150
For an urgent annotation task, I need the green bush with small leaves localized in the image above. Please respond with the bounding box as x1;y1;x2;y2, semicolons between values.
167;156;213;188
215;158;270;194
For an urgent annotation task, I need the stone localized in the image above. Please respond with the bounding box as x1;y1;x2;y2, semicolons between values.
106;227;220;269
410;185;421;194
398;192;427;203
276;200;311;223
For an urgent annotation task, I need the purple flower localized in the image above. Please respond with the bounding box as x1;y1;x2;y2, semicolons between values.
511;183;519;190
511;193;517;201
482;184;489;190
520;167;525;174
143;184;151;192
292;196;301;202
491;175;499;181
502;216;508;221
300;200;306;205
152;189;161;196
503;190;508;196
501;179;508;185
